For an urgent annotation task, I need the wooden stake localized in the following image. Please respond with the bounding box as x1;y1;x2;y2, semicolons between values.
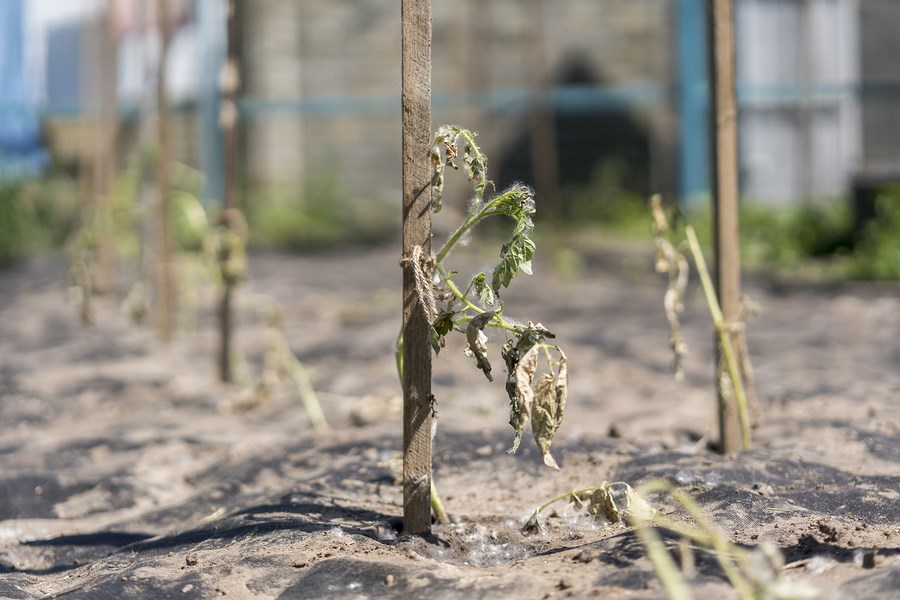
707;0;743;452
97;2;119;295
401;0;433;536
218;0;239;383
525;0;560;219
156;0;175;343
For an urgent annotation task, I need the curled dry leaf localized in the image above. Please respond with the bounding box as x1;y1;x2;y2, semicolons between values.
651;196;690;381
508;343;540;452
465;311;496;382
443;136;459;170
650;194;668;234
522;510;545;536
531;349;567;470
587;486;621;524
431;145;444;213
622;485;656;522
532;374;559;469
473;273;495;307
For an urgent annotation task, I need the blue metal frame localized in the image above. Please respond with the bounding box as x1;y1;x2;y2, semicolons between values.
197;0;226;208
677;0;710;203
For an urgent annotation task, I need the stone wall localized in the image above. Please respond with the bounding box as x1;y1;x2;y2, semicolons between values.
240;0;675;205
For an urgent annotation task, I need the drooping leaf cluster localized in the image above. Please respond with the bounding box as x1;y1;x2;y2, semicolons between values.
522;481;654;536
400;125;568;467
431;124;488;213
501;323;566;468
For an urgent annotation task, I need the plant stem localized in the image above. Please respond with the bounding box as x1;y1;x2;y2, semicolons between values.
434;186;521;265
272;331;328;431
633;520;693;600
684;225;752;450
435;263;483;314
430;479;450;524
637;479;758;599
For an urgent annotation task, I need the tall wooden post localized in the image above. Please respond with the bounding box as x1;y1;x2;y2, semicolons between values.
401;0;433;536
525;0;560;220
218;0;239;382
707;0;742;453
156;0;175;342
97;1;119;295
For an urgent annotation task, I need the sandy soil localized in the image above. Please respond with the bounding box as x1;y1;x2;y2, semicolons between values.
1;242;899;599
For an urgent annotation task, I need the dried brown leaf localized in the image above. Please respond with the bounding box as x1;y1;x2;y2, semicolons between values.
587;486;621;524
622;485;656;522
532;374;559;469
512;343;540;431
522;511;544;536
465;311;495;382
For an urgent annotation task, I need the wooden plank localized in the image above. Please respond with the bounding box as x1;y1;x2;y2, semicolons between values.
401;0;433;536
707;0;743;452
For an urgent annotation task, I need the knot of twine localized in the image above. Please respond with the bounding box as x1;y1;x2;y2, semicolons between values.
717;295;762;424
400;245;437;325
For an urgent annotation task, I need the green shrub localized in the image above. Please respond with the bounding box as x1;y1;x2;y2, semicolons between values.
0;176;80;266
852;186;900;280
245;170;395;250
565;160;649;236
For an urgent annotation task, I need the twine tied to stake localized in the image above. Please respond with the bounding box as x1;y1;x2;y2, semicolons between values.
400;245;438;325
717;295;762;425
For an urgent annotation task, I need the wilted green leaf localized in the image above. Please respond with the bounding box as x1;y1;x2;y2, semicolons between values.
491;184;535;231
492;233;536;293
473;272;494;306
464;138;487;199
429;311;455;355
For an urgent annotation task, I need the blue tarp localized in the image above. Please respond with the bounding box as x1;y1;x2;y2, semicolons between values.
0;0;48;179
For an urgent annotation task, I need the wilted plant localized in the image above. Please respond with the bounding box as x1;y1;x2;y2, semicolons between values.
649;195;757;450
397;125;568;469
256;301;328;430
69;164;143;324
523;479;819;600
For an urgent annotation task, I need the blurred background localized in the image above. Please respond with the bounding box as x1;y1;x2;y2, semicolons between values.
2;0;900;278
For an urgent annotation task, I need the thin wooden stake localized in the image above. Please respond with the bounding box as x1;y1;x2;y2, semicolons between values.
156;0;175;343
707;0;744;452
218;0;239;383
401;0;433;536
97;2;119;295
525;0;560;219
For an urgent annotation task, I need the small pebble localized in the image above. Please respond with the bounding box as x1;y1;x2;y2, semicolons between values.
475;445;493;457
182;584;194;593
384;574;395;587
185;554;199;567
